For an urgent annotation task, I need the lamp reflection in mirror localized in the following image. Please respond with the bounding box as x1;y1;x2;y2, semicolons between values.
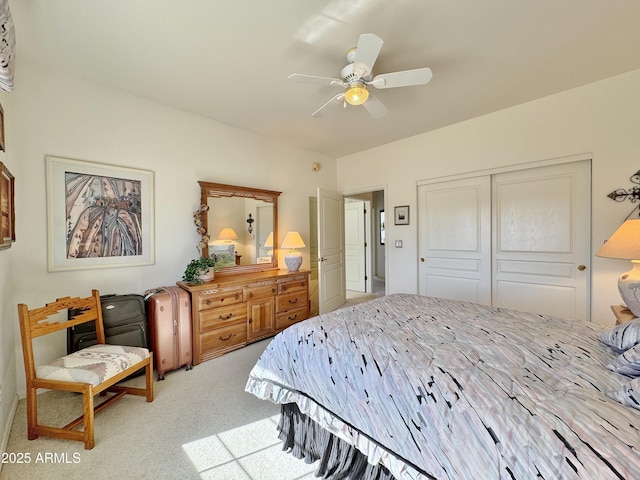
264;231;274;256
596;219;640;317
218;227;239;242
281;231;305;272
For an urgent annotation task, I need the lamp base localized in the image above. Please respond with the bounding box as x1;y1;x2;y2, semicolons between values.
284;252;303;272
618;260;640;317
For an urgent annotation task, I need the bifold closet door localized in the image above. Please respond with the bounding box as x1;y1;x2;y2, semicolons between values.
492;160;591;321
418;176;492;305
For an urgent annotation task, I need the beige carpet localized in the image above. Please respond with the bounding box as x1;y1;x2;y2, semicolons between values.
0;339;318;480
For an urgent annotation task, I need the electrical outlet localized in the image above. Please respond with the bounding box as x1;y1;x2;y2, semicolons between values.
395;240;403;248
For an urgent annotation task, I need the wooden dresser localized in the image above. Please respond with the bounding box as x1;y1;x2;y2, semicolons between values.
177;269;310;365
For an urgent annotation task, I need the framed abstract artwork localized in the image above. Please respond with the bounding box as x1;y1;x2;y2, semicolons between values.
45;155;155;271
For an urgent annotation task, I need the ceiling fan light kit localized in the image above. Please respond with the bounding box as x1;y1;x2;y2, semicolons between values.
344;82;369;105
289;33;433;118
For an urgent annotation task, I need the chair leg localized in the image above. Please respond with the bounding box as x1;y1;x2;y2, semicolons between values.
26;386;38;441
82;385;95;450
146;356;154;402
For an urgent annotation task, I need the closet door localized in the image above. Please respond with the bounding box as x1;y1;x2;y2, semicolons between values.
492;160;591;320
418;176;492;305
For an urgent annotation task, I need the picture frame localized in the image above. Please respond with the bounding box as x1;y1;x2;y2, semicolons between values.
394;205;410;225
0;161;15;250
379;210;385;245
45;155;155;271
0;102;5;152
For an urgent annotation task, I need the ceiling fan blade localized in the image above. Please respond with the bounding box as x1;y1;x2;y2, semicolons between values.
353;33;384;77
312;93;345;117
362;95;388;119
288;73;344;87
370;67;433;89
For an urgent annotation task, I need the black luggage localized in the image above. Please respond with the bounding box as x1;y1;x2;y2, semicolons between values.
67;293;149;353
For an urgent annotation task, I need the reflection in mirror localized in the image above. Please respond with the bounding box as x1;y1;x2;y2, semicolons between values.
198;181;281;275
206;197;274;266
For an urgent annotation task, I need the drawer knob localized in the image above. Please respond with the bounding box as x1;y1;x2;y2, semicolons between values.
219;313;233;320
272;288;276;293
288;314;298;321
235;293;240;299
289;298;298;304
281;286;287;291
249;292;254;298
219;333;233;341
205;299;211;305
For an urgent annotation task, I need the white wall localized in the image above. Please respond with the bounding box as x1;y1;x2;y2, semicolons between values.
337;69;640;325
0;88;17;464
2;57;336;416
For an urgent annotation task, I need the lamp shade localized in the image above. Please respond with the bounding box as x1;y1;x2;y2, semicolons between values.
264;232;274;248
281;231;305;249
596;219;640;259
218;227;239;241
596;219;640;317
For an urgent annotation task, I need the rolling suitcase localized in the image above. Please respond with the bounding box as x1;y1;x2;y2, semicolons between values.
67;293;149;353
144;286;193;380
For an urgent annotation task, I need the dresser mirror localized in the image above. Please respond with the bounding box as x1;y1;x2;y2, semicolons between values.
198;181;281;275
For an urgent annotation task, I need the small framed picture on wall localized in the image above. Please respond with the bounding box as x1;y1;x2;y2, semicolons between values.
394;205;409;225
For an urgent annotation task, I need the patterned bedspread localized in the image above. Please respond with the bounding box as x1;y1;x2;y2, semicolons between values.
245;294;640;479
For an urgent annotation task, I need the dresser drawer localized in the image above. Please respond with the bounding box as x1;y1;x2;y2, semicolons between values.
275;305;309;330
200;303;246;332
197;287;243;311
244;281;277;301
278;277;308;294
200;323;247;356
276;291;307;313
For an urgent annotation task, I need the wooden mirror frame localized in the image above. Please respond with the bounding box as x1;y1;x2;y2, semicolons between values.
198;181;281;276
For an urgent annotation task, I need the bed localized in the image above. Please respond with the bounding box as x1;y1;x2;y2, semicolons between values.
245;294;640;479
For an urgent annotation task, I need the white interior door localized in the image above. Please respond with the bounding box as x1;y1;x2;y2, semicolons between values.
345;200;366;292
318;188;346;313
418;177;492;304
492;160;591;320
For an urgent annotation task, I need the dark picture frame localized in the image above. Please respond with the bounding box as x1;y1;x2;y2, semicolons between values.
0;102;5;152
0;161;15;249
394;205;409;225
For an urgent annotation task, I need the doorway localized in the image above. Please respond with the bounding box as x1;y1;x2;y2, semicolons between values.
344;190;385;302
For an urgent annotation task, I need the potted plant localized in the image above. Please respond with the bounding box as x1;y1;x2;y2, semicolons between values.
182;254;220;283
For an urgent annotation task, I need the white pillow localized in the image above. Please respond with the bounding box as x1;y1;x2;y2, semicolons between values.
599;318;640;352
608;343;640;376
608;376;640;410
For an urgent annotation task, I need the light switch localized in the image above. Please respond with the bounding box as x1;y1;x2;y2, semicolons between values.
395;240;403;248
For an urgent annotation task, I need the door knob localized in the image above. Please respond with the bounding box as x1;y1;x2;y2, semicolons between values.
420;257;425;262
578;265;587;271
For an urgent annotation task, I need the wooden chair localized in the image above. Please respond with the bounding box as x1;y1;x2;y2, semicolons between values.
18;289;154;449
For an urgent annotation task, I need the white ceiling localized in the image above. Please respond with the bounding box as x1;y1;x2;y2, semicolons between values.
11;0;640;158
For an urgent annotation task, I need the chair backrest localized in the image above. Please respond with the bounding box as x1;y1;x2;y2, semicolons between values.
18;289;106;380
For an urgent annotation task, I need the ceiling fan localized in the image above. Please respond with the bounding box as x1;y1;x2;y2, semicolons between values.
289;33;433;119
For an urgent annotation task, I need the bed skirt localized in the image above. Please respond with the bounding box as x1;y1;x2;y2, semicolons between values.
278;403;397;480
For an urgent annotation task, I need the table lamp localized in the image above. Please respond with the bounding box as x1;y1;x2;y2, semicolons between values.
596;218;640;317
218;227;239;243
281;231;305;272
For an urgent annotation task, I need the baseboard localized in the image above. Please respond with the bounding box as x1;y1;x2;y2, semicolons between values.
0;393;18;475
